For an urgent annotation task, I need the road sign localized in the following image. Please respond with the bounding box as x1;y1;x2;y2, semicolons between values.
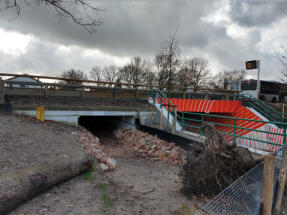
246;60;258;70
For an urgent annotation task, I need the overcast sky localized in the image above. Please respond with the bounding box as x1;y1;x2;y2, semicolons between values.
0;0;287;80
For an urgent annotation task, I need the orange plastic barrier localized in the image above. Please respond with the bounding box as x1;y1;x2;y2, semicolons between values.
206;106;266;142
158;98;242;113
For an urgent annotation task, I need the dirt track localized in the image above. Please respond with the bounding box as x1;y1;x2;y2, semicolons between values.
0;115;195;215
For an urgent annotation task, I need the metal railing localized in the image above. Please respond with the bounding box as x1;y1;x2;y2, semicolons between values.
148;89;287;150
237;94;287;123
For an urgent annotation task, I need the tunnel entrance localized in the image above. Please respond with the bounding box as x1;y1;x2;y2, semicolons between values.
78;116;135;144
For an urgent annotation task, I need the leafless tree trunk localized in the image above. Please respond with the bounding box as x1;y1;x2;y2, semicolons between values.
155;34;181;92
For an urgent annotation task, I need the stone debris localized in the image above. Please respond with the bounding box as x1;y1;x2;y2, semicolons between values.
76;130;117;171
113;128;184;166
99;163;109;172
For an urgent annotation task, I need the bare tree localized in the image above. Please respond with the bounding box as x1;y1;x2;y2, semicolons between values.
277;47;287;82
208;70;247;89
119;57;146;88
177;57;210;90
142;63;157;88
155;34;181;91
60;69;88;85
90;65;119;86
90;66;102;82
102;65;119;86
0;0;103;32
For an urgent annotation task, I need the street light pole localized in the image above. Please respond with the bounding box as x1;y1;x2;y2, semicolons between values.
257;60;261;99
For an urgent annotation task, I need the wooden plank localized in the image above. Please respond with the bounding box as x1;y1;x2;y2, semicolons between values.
262;154;276;215
274;147;287;214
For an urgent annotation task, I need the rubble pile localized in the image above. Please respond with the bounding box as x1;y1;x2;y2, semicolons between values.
75;130;117;171
113;128;184;165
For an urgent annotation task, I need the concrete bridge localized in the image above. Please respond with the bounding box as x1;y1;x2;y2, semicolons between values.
0;73;242;145
0;73;235;129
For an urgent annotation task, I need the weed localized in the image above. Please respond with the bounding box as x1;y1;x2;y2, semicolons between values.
82;172;95;181
98;183;108;191
82;164;97;181
91;164;97;172
101;193;113;207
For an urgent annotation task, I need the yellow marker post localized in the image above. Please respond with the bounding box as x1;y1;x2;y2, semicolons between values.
36;106;45;122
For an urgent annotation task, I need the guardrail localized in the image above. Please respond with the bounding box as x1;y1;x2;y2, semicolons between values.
0;73;240;93
148;89;287;151
1;79;239;102
237;94;287;123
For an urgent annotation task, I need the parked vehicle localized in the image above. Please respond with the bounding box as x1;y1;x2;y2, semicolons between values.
233;79;283;103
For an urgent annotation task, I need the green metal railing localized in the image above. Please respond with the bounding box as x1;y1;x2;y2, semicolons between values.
237;94;287;123
148;89;287;150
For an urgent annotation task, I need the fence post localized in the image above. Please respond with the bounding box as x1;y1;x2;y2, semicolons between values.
233;119;237;145
181;113;184;130
81;86;85;99
160;105;163;129
172;107;177;134
282;103;285;121
262;154;276;215
268;109;272;120
167;104;169;128
0;78;4;104
152;112;155;124
200;115;204;136
274;146;287;214
284;127;286;146
44;84;48;98
113;87;118;102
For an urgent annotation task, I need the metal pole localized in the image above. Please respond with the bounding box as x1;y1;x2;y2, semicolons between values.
172;107;177;134
200;115;204;136
282;103;285;121
181;113;184;130
160;105;163;129
257;60;260;99
233;119;237;146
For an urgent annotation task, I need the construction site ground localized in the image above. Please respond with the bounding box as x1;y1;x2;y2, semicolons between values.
0;115;198;215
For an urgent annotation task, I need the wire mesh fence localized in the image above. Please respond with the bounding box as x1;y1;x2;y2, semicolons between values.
195;145;285;215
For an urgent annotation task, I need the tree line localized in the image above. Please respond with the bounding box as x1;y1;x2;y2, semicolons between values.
60;35;247;90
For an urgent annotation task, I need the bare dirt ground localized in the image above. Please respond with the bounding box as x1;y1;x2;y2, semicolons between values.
0;115;196;215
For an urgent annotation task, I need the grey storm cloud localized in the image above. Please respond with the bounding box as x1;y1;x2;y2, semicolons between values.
0;0;222;57
229;0;287;27
0;0;285;80
0;40;121;76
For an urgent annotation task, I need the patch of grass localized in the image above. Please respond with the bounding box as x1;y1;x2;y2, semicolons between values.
98;183;108;191
82;164;97;181
91;164;97;172
82;172;96;181
101;193;113;207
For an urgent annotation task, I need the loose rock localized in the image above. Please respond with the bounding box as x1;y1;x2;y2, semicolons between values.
113;128;184;165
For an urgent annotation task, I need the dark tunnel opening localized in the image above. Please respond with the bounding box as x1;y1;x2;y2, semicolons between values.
78;116;126;144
